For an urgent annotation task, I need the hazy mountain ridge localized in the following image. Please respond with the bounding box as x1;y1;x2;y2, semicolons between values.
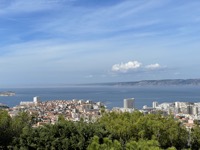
91;79;200;86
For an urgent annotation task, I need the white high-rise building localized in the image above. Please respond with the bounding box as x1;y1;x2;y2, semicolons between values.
33;96;40;106
175;102;181;113
124;98;135;109
152;101;158;108
175;102;180;108
193;106;198;115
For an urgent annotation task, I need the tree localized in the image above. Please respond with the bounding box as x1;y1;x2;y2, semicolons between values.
98;111;188;149
126;139;161;150
87;136;122;150
191;126;200;149
0;110;12;149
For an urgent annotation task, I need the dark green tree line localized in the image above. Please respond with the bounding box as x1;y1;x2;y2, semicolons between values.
1;110;200;149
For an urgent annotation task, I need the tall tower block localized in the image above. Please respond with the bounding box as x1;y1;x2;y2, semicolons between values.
33;96;40;106
124;98;135;109
152;101;158;108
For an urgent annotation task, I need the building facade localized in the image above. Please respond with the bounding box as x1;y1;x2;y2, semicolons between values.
124;98;135;109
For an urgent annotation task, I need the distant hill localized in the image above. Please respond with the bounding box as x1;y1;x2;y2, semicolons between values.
90;79;200;86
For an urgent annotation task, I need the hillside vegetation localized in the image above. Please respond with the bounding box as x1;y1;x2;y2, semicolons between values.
1;110;200;149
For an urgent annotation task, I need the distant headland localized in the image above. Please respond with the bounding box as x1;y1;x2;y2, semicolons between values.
0;91;15;96
85;79;200;86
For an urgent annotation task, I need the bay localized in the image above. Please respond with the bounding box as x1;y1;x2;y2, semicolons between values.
1;86;200;109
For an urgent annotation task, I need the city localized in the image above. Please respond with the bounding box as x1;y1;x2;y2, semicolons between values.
1;96;199;129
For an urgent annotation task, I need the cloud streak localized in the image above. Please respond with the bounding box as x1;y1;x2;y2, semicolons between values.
145;63;161;70
112;61;163;73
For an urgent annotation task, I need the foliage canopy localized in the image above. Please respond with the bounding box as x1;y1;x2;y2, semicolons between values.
0;110;199;150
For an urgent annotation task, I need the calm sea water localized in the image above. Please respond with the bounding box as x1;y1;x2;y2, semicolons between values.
1;86;200;109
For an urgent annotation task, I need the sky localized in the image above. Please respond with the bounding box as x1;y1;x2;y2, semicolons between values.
1;0;200;87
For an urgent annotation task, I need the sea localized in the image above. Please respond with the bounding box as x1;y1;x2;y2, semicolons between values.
1;85;200;109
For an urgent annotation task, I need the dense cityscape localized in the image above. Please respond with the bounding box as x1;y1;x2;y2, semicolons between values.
0;96;199;130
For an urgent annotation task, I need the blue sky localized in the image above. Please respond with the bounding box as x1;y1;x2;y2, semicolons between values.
1;0;200;87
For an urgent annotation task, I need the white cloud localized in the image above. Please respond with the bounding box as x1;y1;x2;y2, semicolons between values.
112;61;142;72
111;61;164;73
145;63;161;70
